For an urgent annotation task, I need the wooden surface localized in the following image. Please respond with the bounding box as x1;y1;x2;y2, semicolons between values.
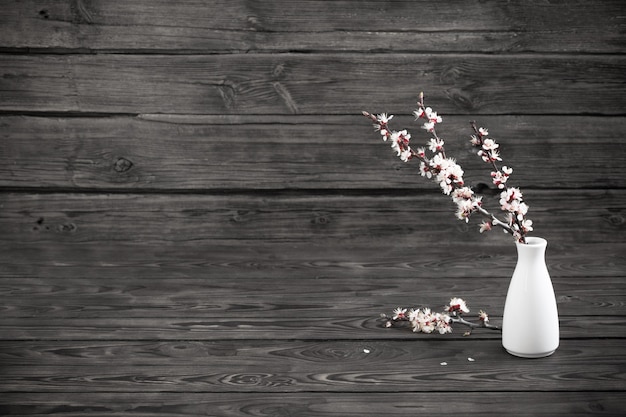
1;1;625;415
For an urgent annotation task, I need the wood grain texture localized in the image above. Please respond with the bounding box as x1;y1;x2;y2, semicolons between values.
0;339;625;393
1;54;625;115
0;392;623;416
2;115;625;190
1;0;624;53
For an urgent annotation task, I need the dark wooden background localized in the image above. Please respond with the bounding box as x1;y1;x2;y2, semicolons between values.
1;1;625;415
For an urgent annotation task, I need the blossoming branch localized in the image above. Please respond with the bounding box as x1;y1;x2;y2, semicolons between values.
362;92;533;243
381;297;499;335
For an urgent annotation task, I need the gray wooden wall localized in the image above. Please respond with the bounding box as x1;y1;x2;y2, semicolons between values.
1;0;625;412
2;0;625;270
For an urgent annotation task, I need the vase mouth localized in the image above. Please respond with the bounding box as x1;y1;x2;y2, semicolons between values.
518;237;547;247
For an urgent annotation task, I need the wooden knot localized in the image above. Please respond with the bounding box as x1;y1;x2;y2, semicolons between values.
114;157;133;173
608;214;624;226
272;63;286;78
58;223;77;233
230;210;250;223
220;373;294;387
32;217;47;231
311;215;330;225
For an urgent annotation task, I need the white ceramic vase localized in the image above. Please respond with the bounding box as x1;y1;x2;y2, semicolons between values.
502;237;559;358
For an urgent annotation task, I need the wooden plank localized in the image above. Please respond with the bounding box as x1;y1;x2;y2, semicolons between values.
0;315;624;341
2;115;625;190
0;340;624;393
2;241;623;281
1;54;625;115
1;191;624;245
1;0;624;53
2;339;625;367
0;190;626;244
0;392;623;416
1;192;624;276
0;275;623;319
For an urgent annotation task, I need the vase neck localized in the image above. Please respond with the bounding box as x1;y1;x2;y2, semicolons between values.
516;237;547;262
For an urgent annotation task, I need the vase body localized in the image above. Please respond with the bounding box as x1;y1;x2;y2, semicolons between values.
502;237;559;358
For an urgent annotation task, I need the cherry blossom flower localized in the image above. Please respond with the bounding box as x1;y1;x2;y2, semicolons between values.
392;307;408;320
422;121;436;132
416;308;436;333
478;146;502;163
430;153;446;170
439;180;453;196
435;313;452;334
479;221;492;233
456;198;477;222
478;310;490;323
408;309;421;332
500;188;529;221
452;186;473;202
434;158;465;196
390;130;411;157
374;113;393;136
426;108;443;124
416;104;443;133
520;219;534;233
491;166;512;189
501;187;522;203
446;297;470;314
482;138;499;151
377;113;393;124
428;138;445;152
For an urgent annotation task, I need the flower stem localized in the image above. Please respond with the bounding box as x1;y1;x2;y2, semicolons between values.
450;315;501;332
476;205;515;236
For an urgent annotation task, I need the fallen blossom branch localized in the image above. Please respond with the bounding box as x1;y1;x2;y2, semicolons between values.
380;298;500;336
